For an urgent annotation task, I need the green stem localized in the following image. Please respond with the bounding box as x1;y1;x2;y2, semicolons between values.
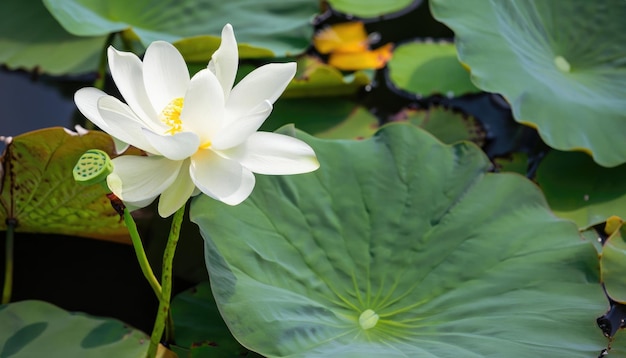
124;209;162;300
147;204;185;357
2;219;15;304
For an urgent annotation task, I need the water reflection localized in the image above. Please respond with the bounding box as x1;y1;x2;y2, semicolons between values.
0;67;91;151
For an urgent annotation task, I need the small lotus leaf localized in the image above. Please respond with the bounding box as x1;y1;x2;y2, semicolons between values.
388;42;479;96
327;0;417;18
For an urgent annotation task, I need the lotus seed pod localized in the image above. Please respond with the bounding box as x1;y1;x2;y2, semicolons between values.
73;149;114;186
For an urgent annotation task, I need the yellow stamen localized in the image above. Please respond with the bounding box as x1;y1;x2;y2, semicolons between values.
159;97;184;134
199;140;212;149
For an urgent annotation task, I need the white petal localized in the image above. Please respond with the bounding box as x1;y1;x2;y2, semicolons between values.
97;96;159;154
112;138;130;154
141;128;200;161
190;149;255;205
143;41;190;114
180;69;225;144
207;23;238;101
107;46;158;125
108;156;183;203
158;159;196;217
107;172;157;210
75;88;113;131
223;132;320;175
211;100;272;150
225;62;296;121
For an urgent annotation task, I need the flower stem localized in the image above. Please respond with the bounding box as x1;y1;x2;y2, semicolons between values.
124;208;162;299
147;204;185;357
2;219;15;304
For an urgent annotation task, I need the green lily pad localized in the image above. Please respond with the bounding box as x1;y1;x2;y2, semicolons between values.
0;300;148;357
191;124;606;357
0;127;131;242
430;0;626;167
285;57;372;98
387;42;479;96
43;0;318;56
601;224;626;304
171;282;248;357
0;0;104;75
327;0;416;18
315;106;379;140
263;98;357;136
535;150;626;229
396;106;486;145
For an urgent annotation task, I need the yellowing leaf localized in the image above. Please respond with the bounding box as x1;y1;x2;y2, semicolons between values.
313;22;369;54
0;127;132;243
328;43;394;70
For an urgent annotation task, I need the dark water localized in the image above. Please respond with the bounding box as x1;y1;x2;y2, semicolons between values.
0;69;82;134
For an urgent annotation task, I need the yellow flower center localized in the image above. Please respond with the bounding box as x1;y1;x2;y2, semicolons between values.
159;97;184;134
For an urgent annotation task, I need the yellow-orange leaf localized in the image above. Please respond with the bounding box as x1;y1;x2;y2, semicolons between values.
313;22;369;54
328;43;394;71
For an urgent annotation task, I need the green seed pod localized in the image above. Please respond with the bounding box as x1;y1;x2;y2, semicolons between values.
73;149;114;186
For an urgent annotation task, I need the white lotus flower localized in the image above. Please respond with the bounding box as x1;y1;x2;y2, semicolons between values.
74;24;319;217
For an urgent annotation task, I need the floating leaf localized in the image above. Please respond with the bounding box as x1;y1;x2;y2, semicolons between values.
313;22;370;55
430;0;626;167
315;106;379;140
171;282;248;357
387;41;479;96
536;150;626;229
285;57;371;98
192;124;606;357
43;0;319;56
264;98;357;136
0;0;104;75
327;0;417;18
313;22;394;71
0;300;148;357
328;43;394;71
393;106;486;145
0;128;130;242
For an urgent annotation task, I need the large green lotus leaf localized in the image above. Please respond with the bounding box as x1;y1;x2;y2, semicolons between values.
191;124;607;357
43;0;318;56
388;42;479;96
0;300;148;357
535;150;626;228
0;0;104;75
430;1;626;167
327;0;416;18
0;128;130;242
171;282;248;357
